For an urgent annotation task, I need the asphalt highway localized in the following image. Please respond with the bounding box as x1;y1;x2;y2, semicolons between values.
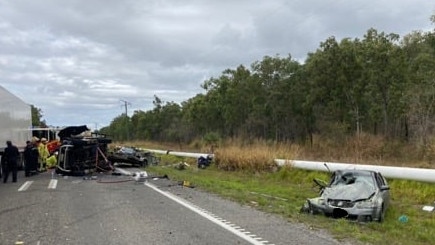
0;169;353;245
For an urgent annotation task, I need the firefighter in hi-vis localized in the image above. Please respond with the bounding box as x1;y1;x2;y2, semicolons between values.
38;138;50;172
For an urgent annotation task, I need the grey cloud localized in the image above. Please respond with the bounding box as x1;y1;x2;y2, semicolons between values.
0;0;433;128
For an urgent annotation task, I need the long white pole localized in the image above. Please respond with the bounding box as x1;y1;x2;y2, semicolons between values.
275;159;435;183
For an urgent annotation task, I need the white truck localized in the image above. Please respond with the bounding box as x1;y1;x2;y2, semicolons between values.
0;85;32;172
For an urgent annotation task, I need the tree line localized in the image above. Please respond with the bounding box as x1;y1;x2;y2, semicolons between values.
100;16;435;152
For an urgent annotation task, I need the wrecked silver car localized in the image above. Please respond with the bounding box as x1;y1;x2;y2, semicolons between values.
300;169;390;222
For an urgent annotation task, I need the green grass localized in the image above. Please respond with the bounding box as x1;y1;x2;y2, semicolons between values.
147;155;435;245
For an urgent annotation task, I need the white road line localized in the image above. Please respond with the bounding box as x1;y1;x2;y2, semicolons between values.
18;181;34;192
114;167;132;176
48;179;58;189
145;182;268;245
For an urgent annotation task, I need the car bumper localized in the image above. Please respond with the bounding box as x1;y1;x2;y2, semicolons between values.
306;199;380;222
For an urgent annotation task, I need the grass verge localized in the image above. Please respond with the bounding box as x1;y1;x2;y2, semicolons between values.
147;155;435;245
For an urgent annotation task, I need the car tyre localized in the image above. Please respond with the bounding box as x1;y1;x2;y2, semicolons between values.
377;204;385;222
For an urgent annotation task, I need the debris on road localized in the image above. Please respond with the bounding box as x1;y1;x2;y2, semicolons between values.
179;180;194;188
132;171;148;182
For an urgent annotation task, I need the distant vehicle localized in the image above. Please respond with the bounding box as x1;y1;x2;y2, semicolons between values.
300;169;390;222
108;146;160;167
0;85;32;171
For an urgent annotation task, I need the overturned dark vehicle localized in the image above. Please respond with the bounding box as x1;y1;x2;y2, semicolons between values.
107;146;160;167
300;169;390;222
56;126;113;176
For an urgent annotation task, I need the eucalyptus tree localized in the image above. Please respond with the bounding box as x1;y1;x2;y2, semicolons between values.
199;65;258;138
31;105;46;127
200;75;231;136
105;114;131;141
130;110;152;140
304;36;366;139
159;101;183;142
181;95;207;139
401;28;435;150
219;66;253;137
251;55;303;141
360;29;407;137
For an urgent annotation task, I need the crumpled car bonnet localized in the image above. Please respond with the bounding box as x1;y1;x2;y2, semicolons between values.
322;182;375;201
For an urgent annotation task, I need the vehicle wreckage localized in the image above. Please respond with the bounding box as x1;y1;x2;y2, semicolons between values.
300;169;390;222
107;146;160;167
55;126;113;176
54;126;160;176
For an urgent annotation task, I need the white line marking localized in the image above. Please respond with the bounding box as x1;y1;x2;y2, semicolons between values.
48;179;58;189
18;181;33;192
145;182;267;245
114;167;132;176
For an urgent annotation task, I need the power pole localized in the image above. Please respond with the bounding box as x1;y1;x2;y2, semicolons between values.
120;99;131;117
120;99;131;141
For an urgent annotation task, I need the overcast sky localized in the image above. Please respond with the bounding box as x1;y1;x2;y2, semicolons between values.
0;0;433;130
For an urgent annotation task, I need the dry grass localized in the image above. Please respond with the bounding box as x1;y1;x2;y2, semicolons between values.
116;133;435;170
208;138;298;172
297;133;435;168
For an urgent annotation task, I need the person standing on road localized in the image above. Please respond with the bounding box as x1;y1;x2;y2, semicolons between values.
3;140;19;183
38;138;49;172
24;140;39;177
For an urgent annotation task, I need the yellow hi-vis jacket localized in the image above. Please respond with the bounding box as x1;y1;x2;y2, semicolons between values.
38;143;49;164
46;154;57;169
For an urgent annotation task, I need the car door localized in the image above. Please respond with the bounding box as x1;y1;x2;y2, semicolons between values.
375;172;390;208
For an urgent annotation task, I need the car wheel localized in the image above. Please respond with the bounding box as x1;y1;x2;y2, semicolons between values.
377;204;385;222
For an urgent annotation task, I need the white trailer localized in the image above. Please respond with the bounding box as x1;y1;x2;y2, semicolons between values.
0;85;32;171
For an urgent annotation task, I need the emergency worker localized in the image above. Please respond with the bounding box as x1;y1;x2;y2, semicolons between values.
24;140;39;177
38;138;50;172
46;151;58;169
3;140;19;183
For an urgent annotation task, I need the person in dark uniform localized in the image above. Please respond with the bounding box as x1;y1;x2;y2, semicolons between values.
24;140;39;177
3;140;19;183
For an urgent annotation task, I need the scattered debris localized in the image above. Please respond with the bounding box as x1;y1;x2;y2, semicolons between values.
197;155;213;169
398;215;409;223
83;176;98;180
422;205;434;212
152;174;169;180
174;162;190;170
132;171;148;182
178;180;194;188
